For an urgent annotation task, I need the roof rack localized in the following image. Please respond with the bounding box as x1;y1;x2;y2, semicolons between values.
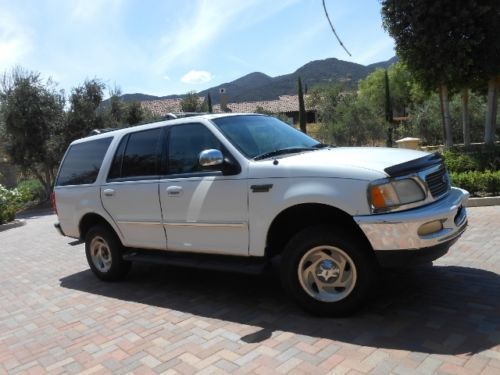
86;112;210;136
88;128;119;136
161;112;208;120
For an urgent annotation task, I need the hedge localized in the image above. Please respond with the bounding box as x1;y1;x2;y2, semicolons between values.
450;170;500;196
443;144;500;173
442;144;500;196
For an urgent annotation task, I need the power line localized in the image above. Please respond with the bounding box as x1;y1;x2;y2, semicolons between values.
322;0;352;56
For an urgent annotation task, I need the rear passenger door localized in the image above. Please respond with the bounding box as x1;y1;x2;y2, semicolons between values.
101;127;167;250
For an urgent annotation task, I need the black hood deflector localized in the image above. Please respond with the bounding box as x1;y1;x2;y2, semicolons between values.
384;152;443;177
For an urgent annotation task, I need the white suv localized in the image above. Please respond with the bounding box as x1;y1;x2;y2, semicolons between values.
53;114;469;315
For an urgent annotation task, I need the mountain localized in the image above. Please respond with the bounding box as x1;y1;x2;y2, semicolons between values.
117;56;398;104
120;93;161;102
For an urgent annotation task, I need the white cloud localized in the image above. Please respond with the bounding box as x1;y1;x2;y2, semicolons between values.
0;11;32;71
181;70;213;84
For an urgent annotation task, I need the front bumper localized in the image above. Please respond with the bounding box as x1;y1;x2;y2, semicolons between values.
354;187;469;262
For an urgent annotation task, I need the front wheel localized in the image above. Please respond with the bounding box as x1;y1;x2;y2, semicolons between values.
85;225;131;281
280;225;377;316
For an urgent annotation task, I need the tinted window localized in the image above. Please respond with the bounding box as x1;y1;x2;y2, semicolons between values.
56;137;112;186
167;124;221;174
121;128;161;178
107;135;128;180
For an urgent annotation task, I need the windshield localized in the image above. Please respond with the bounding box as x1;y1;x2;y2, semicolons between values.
211;115;320;159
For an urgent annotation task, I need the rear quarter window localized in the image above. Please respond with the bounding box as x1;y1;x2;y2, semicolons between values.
56;137;112;186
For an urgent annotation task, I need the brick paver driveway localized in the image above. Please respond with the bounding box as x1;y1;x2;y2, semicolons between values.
1;207;499;374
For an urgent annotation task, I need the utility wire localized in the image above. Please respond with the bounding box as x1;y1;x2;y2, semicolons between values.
322;0;352;56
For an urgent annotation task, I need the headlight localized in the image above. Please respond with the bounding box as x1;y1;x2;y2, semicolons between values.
368;178;425;213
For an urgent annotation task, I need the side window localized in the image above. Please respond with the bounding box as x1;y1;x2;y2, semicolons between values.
56;137;112;186
107;135;128;180
167;124;222;175
111;128;162;180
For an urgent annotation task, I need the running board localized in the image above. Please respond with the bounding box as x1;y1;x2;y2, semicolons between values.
122;250;269;275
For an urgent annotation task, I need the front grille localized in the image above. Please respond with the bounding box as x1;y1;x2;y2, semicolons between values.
425;164;450;198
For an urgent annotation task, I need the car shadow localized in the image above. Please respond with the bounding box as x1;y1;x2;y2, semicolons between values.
60;263;499;355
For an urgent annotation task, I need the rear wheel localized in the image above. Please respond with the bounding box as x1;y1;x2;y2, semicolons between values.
280;225;377;316
85;226;131;281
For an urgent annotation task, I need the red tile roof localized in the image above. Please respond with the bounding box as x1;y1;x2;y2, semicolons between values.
141;95;310;117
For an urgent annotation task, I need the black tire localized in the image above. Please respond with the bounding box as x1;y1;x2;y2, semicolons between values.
85;225;131;281
280;225;377;316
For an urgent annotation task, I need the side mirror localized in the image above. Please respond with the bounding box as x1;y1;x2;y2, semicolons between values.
199;149;224;168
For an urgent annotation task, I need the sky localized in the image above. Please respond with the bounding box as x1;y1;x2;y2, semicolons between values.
0;0;396;98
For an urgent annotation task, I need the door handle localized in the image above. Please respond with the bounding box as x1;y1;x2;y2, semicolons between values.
103;189;115;197
166;186;183;196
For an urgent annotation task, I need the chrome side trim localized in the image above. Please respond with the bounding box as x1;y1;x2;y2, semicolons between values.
117;221;163;226
164;222;247;228
117;221;247;228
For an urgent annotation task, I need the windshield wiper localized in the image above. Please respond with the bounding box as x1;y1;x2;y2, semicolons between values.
253;147;317;161
313;143;332;148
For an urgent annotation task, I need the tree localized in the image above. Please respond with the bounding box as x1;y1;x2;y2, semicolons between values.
0;68;65;196
307;84;384;146
381;1;478;146
207;93;213;113
306;84;343;127
180;91;204;112
358;63;414;118
384;70;393;147
108;86;126;127
407;91;487;145
298;77;307;133
65;79;106;146
475;2;500;144
462;88;471;146
126;101;144;126
382;0;500;146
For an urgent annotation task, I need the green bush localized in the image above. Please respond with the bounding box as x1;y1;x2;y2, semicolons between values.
443;151;479;173
443;145;500;173
0;185;24;224
450;170;500;196
17;179;47;203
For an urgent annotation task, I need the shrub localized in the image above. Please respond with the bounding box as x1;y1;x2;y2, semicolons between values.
450;170;500;196
442;151;479;173
17;179;47;203
0;185;22;224
443;144;500;173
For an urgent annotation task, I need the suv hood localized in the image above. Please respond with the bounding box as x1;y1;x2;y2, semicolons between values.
249;147;432;180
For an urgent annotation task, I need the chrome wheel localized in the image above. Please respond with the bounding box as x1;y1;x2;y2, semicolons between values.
298;245;357;302
90;236;112;273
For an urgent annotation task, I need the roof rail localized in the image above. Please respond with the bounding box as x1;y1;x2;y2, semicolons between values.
88;128;119;136
161;112;208;121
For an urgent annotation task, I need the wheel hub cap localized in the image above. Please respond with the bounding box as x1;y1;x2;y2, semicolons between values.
90;236;112;273
297;245;357;302
316;260;340;283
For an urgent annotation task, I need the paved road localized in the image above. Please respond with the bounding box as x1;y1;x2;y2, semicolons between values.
0;207;499;374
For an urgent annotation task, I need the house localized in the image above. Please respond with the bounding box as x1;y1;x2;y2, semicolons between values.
140;95;316;124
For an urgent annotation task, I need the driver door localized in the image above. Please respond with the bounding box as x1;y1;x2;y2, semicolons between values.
159;123;249;255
